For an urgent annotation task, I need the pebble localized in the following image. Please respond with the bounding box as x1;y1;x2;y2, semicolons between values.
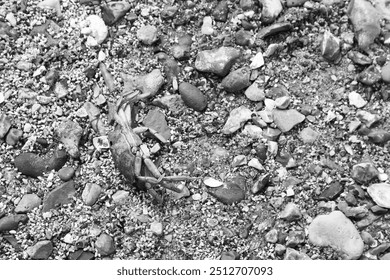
54;80;68;99
367;183;390;209
235;29;252;46
367;129;390;144
232;155;247;167
321;30;341;63
0;113;12;139
150;221;163;236
248;158;264;171
134;69;164;98
347;0;380;50
15;194;41;213
284;248;311;260
101;1;131;26
381;63;390;83
26;240;53;260
250;52;265;70
222;106;252;134
308;211;364;259
348;51;372;65
82;183;102;206
221;67;251;93
0;214;28;232
152;95;186;115
356;110;380;128
349;91;367;108
244;82;265;101
42;181;76;212
213;1;229;22
275;96;291;109
58;166;75;181
220;251;239;260
5;128;23;146
178;82;207;112
6;13;17;26
337;201;368;219
137;25;159;45
99;63;115;92
95;233;115;256
242;124;263;139
240;0;255;10
261;0;283;24
14;149;68;178
357;65;381;86
201;16;214;35
257;22;292;39
80;15;108;47
272;109;305;133
112;190;129;204
286;231;305;247
251;173;270;194
279;203;302;222
55;120;83;158
317;182;344;201
351;162;378;185
142;109;171;141
208;182;245;205
195;47;241;76
300;127;319;143
265;228;278;243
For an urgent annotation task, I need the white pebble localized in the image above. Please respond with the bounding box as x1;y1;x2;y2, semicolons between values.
378;173;389;182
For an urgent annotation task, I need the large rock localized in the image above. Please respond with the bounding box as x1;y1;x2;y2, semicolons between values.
14;149;68;178
367;183;390;209
347;0;381;50
42;181;76;212
273;109;305;132
195;47;241;76
178;82;207;112
222;106;252;134
308;211;364;259
56;120;83;158
221;67;251;93
26;240;53;260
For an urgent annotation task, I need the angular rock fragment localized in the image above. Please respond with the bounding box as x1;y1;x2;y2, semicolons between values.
80;15;108;47
56;120;83;158
15;194;42;213
213;1;229;22
208;182;245;205
95;233;115;256
260;0;283;24
245;82;265;101
308;211;364;260
273;109;305;133
279;203;302;221
101;1;131;26
195;47;241;76
142;109;171;141
351;162;378;185
0;113;12;138
321;30;341;63
26;240;53;260
222;106;252;134
42;181;76;212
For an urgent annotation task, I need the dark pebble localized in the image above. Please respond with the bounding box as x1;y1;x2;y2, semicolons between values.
208;182;245;205
42;181;76;213
179;82;207;112
0;214;28;232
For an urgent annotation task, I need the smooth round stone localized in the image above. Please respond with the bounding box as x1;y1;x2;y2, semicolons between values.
137;25;159;45
381;63;390;83
367;183;390;209
82;183;102;206
179;82;207;112
57;166;75;181
95;233;115;256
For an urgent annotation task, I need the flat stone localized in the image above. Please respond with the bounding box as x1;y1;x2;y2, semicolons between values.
275;96;291;109
284;248;311;260
42;181;76;212
54;80;68;99
137;25;159;45
14;149;68;178
367;130;390;145
142;109;171;141
112;190;129;204
279;203;302;221
0;214;28;232
15;194;41;213
56;120;83;158
308;211;364;260
257;22;292;39
262;127;281;141
152;95;186;115
26;240;53;260
0;113;12;139
242;124;262;139
222;106;252;134
208;182;245;205
349;91;367;108
381;63;390;83
351;162;378;185
300;127;319;143
273;109;305;133
235;29;252;46
95;233;115;256
251;173;270;194
195;47;241;76
101;1;131;26
367;183;390;209
221;67;251;93
348;51;372;65
245;82;265;102
82;183;102;206
317;182;344;201
179;82;207;112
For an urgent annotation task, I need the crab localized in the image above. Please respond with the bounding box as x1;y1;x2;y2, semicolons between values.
108;91;195;203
